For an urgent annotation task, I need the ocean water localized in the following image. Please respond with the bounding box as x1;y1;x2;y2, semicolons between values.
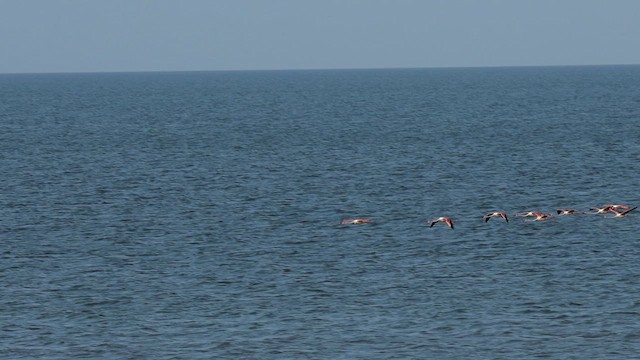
1;66;640;359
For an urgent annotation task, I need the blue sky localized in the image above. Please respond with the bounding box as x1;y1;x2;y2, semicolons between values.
1;0;640;73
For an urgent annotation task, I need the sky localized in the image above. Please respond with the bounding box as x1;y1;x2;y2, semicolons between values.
1;0;640;74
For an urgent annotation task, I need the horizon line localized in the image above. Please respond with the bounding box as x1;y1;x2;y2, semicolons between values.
1;62;639;76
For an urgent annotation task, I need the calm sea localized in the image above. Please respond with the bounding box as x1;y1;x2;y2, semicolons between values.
1;66;640;359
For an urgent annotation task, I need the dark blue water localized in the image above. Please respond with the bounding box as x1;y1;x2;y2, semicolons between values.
1;66;640;359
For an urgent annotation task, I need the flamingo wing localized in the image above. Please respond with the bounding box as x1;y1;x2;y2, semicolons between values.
621;206;638;216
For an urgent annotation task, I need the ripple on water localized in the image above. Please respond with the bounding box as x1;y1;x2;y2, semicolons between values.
2;67;640;358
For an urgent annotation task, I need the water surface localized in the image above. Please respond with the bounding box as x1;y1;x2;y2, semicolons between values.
1;66;640;359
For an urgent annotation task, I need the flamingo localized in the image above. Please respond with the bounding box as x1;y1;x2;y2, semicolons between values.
523;212;556;221
556;209;583;215
604;204;633;211
340;218;372;225
588;205;614;214
484;211;509;223
515;211;538;217
604;206;637;218
429;217;454;229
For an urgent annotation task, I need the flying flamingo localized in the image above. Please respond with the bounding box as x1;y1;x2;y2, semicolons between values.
483;211;509;223
523;212;556;222
429;217;454;229
588;205;614;214
556;209;583;215
604;206;637;218
604;204;633;211
340;218;372;225
515;211;539;217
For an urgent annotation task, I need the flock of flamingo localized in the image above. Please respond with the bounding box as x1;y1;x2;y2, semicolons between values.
340;203;637;229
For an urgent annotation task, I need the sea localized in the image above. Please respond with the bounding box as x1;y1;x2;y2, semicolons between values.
1;65;639;359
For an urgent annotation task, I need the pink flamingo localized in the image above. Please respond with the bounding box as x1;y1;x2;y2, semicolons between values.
556;209;583;215
588;205;614;214
340;218;372;225
604;206;637;218
604;204;634;211
483;211;509;223
523;212;556;222
515;211;538;217
429;217;454;229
